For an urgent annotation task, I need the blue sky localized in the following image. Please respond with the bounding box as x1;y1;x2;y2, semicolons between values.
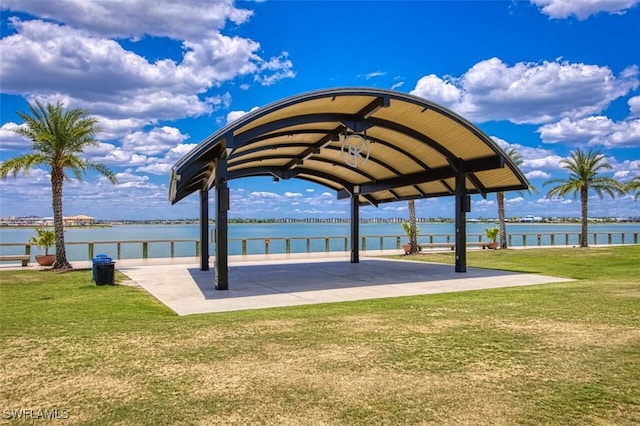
1;0;639;220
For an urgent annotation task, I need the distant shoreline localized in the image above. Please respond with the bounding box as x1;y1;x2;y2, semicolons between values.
1;220;637;230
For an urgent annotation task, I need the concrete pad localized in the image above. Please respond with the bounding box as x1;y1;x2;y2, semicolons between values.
118;256;573;316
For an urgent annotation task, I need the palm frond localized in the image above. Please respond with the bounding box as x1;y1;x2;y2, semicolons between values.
86;160;118;184
0;154;48;179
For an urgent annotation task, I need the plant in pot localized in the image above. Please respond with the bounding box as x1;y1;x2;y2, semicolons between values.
485;227;500;250
401;222;420;254
30;228;56;266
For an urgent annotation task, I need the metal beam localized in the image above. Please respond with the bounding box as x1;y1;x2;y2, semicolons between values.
336;155;503;200
228;166;352;190
282;125;345;170
361;95;390;119
214;155;229;290
199;189;209;271
454;159;467;273
466;172;488;199
439;179;454;194
351;194;360;263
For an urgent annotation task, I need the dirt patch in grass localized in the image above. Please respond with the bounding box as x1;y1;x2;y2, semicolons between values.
497;320;640;349
152;343;519;424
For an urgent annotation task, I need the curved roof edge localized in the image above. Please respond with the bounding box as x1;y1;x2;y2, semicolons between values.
170;87;529;205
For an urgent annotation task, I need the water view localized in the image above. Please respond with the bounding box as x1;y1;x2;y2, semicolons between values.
1;222;638;261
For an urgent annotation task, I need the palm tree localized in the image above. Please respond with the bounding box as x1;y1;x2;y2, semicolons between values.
0;100;117;269
497;147;538;249
544;148;625;248
407;199;419;254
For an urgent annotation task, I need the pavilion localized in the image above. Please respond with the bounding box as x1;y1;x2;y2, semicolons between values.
169;88;529;290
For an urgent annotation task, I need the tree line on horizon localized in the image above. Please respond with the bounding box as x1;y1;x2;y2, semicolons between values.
1;101;638;268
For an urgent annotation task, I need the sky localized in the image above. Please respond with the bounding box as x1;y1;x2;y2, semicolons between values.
0;0;639;221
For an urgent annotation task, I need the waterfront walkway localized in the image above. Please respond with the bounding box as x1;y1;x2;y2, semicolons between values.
1;250;573;315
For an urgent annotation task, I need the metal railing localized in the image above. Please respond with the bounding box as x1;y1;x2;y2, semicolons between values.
1;232;638;262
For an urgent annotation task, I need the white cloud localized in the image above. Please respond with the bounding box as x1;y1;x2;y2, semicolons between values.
96;117;150;140
284;192;302;198
113;170;150;188
122;126;189;156
506;196;525;204
94;145;148;167
410;58;638;124
411;74;462;107
475;199;495;207
0;0;253;41
226;106;259;124
537;116;614;143
535;197;573;206
538;116;640;147
629;96;640;118
530;0;640;20
84;142;118;157
0;122;29;150
0;3;294;125
613;159;640;181
169;144;198;158
523;155;565;171
365;71;386;79
253;52;295;86
250;191;280;198
0;19;222;120
137;163;173;176
525;170;551;180
605;119;640;148
489;136;565;177
382;205;406;212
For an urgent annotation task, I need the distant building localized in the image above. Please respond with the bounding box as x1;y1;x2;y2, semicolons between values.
64;215;97;226
0;215;97;227
519;215;543;223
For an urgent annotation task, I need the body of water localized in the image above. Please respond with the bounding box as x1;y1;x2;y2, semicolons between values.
1;222;638;261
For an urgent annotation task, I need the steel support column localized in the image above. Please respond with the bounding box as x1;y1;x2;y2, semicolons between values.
350;194;359;263
455;160;467;273
214;156;229;290
199;189;209;271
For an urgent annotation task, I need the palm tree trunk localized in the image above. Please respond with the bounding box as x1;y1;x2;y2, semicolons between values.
580;185;588;247
51;167;72;269
497;191;507;249
408;200;419;254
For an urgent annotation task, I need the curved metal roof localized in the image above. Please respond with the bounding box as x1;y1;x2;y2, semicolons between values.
169;88;529;206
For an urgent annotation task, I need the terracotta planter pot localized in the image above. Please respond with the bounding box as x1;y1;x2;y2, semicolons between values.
35;254;56;266
402;243;422;254
486;242;499;250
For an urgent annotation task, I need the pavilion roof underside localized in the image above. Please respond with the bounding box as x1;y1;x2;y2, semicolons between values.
169;88;529;206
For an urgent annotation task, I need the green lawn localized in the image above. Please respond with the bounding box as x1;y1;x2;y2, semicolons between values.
1;246;639;425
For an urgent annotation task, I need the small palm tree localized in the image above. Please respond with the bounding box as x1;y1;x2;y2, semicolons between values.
0;100;117;269
544;148;625;247
30;228;56;256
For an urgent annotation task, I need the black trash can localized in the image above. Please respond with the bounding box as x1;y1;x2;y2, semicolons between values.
92;254;111;282
95;262;115;286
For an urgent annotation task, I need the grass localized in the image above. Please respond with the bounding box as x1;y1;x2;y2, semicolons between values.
1;246;639;425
